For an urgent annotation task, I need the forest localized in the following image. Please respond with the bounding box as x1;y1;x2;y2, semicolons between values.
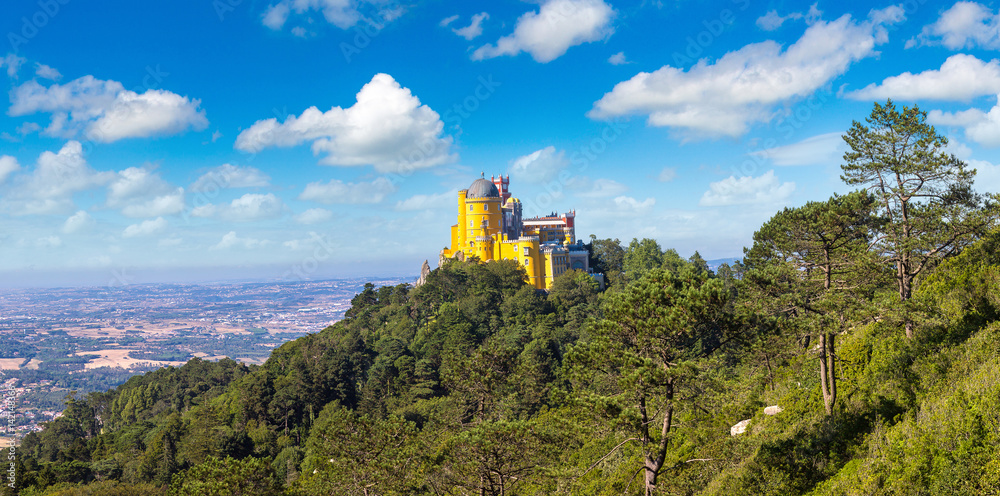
6;101;1000;496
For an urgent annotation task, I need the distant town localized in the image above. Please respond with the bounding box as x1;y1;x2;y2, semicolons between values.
0;277;411;443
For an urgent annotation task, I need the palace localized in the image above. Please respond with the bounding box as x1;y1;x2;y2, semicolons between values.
440;174;599;290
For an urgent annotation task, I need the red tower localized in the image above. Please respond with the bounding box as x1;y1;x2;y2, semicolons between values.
491;174;511;203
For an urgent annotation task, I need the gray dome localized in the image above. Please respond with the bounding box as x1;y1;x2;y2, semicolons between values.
467;178;500;199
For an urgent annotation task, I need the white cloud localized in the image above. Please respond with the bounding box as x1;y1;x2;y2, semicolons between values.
700;170;795;206
87;89;208;142
104;167;186;218
292;26;307;37
612;195;655;212
968;158;1000;194
846;54;1000;102
753;132;845;166
122;217;168;238
294;207;334;224
35;235;62;248
1;53;25;78
0;156;19;183
394;189;457;211
121;190;186;218
508;146;569;183
211;231;269;250
757;11;797;31
299;177;396;204
440;15;459;27
235;73;455;173
62;210;96;234
190;164;270;192
34;63;61;80
756;4;820;31
473;0;615;63
929;95;1000;147
573;178;628;198
589;11;903;138
9;74;207;142
4;141;114;215
263;3;291;29
657;167;677;182
608;51;627;65
908;1;1000;49
197;193;286;221
261;0;402;31
453;12;489;40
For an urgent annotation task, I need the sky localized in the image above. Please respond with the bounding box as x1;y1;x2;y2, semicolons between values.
3;0;1000;287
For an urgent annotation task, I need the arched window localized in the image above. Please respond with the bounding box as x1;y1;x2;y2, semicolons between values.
524;258;530;265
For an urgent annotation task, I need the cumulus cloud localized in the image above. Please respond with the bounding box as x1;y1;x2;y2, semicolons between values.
294;208;334;224
453;12;489;40
394;190;457;211
508;146;569;183
190;164;270;192
968;158;1000;193
589;9;903;138
657;167;677;182
473;0;615;63
908;1;1000;49
261;0;403;31
235;74;455;173
755;5;819;31
608;51;627;65
262;3;291;29
35;235;62;248
34;63;61;80
123;217;168;238
0;156;19;183
195;193;286;221
611;195;655;213
929;95;1000;147
753;132;845;166
62;210;96;234
700;170;795;206
9;74;207;142
105;167;186;218
3;141;114;215
1;53;25;78
846;54;1000;101
87;90;208;142
299;177;396;204
211;231;269;250
572;177;628;198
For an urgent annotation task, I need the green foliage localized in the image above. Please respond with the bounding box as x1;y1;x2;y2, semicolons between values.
168;456;281;496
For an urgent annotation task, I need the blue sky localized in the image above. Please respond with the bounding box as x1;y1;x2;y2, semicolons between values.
3;0;1000;287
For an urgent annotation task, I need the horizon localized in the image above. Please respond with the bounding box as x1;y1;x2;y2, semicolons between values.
3;1;1000;288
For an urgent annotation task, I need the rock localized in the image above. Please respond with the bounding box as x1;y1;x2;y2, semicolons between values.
730;419;751;436
764;405;783;416
415;260;431;287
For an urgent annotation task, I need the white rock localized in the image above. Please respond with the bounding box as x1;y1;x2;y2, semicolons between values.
730;419;751;436
764;405;783;416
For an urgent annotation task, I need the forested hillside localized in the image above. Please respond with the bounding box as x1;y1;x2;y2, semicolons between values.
6;102;1000;496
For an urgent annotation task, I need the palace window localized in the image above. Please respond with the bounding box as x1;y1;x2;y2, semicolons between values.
484;204;489;211
469;205;473;212
523;247;529;256
524;258;530;265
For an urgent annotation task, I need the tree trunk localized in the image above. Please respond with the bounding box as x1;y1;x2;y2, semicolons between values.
818;332;836;415
643;380;674;495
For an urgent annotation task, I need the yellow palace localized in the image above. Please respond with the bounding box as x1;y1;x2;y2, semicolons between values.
440;175;600;291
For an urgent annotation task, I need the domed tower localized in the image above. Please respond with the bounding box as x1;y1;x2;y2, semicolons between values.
465;174;502;261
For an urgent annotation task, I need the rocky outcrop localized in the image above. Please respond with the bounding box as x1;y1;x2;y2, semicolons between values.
730;419;751;436
415;260;431;287
764;405;783;416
